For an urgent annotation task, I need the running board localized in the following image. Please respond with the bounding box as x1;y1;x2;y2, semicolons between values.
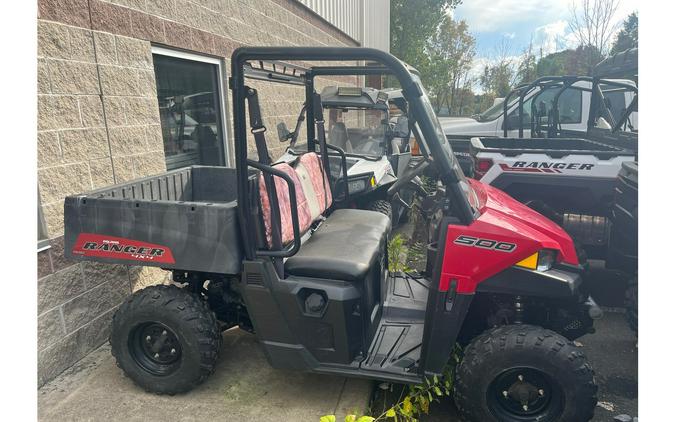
383;273;429;323
360;273;430;376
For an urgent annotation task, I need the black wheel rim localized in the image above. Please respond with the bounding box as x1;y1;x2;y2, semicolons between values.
128;322;182;376
487;367;563;421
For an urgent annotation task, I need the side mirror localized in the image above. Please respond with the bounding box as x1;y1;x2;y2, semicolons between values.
277;122;291;142
504;114;521;131
392;116;410;138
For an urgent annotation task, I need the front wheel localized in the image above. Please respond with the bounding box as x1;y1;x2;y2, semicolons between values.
625;278;638;334
454;324;597;422
110;285;222;394
366;199;393;221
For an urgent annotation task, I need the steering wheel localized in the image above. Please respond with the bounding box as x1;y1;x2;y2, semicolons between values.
388;158;430;196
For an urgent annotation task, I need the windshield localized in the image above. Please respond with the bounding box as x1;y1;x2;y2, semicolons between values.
411;74;476;210
326;107;388;157
476;99;510;122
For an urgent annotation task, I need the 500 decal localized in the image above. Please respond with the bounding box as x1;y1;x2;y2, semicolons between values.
454;235;517;252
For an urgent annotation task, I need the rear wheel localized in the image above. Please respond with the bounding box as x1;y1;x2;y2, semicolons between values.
455;324;597;422
367;199;393;221
625;278;638;334
110;285;222;394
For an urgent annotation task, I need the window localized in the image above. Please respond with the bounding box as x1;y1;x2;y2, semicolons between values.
38;190;50;251
504;86;582;129
602;88;628;124
556;88;583;124
326;107;388;157
152;48;228;170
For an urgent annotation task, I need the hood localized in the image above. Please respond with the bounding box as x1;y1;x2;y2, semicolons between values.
468;178;579;266
439;117;489;135
438;117;477;126
439;116;477;123
347;156;393;184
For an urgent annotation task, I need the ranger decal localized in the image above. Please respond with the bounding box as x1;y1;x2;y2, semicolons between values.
71;233;176;264
500;161;595;173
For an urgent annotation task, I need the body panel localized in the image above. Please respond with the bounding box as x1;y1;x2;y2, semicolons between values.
438;179;579;294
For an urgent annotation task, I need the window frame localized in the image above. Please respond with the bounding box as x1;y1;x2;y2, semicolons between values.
38;190;50;252
151;46;233;168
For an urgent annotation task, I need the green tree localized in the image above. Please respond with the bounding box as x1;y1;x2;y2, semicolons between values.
516;40;537;85
534;45;602;77
390;0;462;86
479;38;516;98
611;12;638;54
568;0;620;68
426;16;476;114
535;49;569;76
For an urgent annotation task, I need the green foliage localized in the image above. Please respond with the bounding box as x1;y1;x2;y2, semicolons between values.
322;416;374;422
611;12;638;55
515;43;537;86
389;0;462;91
426;16;476;114
321;346;463;422
390;0;460;67
480;62;515;98
388;234;409;272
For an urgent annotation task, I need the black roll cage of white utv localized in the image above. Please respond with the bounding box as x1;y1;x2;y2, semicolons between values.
503;75;638;138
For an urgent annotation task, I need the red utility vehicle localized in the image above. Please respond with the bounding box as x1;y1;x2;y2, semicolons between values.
64;47;600;422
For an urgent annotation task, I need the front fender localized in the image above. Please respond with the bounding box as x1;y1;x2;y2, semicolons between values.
476;266;582;298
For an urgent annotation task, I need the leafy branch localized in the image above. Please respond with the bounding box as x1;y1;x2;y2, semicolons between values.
321;346;462;422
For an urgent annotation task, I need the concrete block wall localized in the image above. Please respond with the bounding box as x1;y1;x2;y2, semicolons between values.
37;0;360;386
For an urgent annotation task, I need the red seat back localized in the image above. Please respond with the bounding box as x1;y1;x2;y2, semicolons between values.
258;163;312;247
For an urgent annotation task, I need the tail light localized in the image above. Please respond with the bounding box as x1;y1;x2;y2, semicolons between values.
410;137;421;156
473;158;493;179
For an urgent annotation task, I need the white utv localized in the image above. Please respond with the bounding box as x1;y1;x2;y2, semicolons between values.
440;76;637;139
276;85;417;227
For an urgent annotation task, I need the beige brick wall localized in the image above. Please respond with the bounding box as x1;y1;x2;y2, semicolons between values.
38;20;166;239
37;0;361;386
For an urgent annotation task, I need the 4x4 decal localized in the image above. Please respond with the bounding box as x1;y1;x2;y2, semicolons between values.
454;235;516;252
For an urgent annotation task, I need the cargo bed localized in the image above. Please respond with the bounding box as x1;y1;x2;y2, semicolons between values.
64;166;243;275
470;137;629;159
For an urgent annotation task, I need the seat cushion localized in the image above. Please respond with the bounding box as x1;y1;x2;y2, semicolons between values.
298;153;332;213
285;209;391;282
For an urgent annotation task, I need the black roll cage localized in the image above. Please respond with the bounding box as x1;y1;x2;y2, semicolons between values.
502;75;637;138
230;47;473;261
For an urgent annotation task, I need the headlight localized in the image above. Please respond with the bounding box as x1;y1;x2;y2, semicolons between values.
515;249;557;271
347;179;367;193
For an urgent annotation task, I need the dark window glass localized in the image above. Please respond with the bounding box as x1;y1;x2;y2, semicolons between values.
557;88;583;124
153;54;226;170
602;89;627;123
505;86;582;127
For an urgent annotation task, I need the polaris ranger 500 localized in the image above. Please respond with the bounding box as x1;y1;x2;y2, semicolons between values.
64;47;600;422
